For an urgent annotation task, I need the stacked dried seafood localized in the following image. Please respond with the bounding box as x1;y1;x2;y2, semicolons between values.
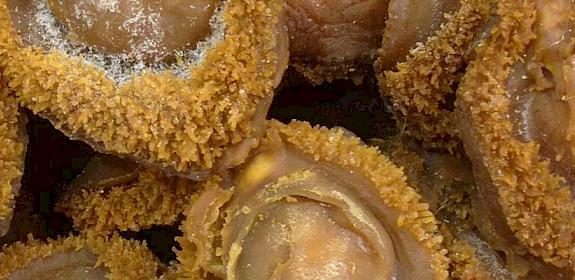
0;0;572;279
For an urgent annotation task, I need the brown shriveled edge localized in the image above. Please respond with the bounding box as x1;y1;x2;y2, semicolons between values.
378;0;492;153
0;0;281;179
56;170;199;235
177;120;451;279
0;233;163;279
0;78;26;236
456;0;575;268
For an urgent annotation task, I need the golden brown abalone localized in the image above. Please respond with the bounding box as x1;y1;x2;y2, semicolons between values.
456;0;575;276
0;0;288;179
175;120;450;279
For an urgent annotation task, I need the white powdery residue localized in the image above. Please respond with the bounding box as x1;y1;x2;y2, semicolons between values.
123;10;166;58
73;3;95;28
88;0;120;13
121;8;145;33
24;0;228;85
33;0;69;48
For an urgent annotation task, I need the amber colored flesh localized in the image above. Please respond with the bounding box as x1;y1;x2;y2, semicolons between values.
47;0;216;61
177;121;449;280
286;0;388;83
287;0;387;65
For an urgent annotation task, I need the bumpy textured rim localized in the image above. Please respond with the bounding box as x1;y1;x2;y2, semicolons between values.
456;0;575;268
441;226;492;280
177;120;450;279
57;170;199;234
0;77;26;236
0;233;162;279
379;0;492;153
0;0;282;176
381;139;491;279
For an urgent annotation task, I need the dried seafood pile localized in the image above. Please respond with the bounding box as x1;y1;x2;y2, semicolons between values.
0;0;572;279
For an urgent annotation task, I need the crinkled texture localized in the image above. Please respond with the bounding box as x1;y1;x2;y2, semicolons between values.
176;120;450;279
0;0;283;179
0;78;26;237
456;0;575;269
378;0;492;153
287;0;388;85
57;169;199;234
0;233;162;279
